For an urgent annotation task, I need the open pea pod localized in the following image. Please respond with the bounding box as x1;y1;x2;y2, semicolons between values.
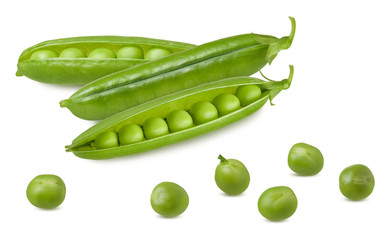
60;17;295;120
16;36;196;85
66;65;293;160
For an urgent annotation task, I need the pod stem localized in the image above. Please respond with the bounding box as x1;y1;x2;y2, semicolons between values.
218;155;228;163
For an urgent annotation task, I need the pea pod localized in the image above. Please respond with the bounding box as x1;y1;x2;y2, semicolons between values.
65;65;293;160
60;17;296;120
16;36;196;85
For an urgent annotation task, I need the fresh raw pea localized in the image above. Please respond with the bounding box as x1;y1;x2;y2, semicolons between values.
60;17;295;120
288;143;324;176
145;47;173;60
150;182;189;218
116;46;144;59
26;174;66;209
30;49;59;60
215;155;250;195
189;101;219;125
212;93;241;116
16;36;196;84
59;48;86;58
339;164;375;200
258;186;297;221
88;48;116;59
143;117;169;139
118;124;144;145
65;66;293;159
235;84;262;106
166;110;194;133
94;131;119;149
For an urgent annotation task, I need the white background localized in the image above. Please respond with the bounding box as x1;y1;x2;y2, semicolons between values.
1;0;384;239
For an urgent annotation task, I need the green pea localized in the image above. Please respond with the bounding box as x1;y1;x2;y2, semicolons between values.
145;47;172;60
88;48;116;59
118;124;144;145
235;85;262;106
166;110;194;133
288;143;324;176
189;101;218;125
59;48;86;58
143;117;169;139
116;46;144;59
339;164;375;200
30;49;59;60
215;155;250;195
26;174;66;209
94;131;119;149
212;93;241;116
258;186;297;221
151;182;189;217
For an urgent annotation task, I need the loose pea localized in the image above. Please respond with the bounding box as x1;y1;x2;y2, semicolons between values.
288;143;324;176
215;155;250;195
212;93;241;116
143;117;169;139
26;174;66;209
235;85;262;106
258;186;297;221
151;182;189;218
116;46;144;59
189;101;218;125
145;47;172;60
88;48;116;59
166;110;194;133
30;49;59;60
59;48;86;58
118;124;144;145
94;131;119;149
339;164;375;200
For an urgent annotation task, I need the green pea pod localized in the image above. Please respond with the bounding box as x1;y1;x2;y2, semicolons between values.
16;36;196;85
65;65;294;160
60;17;296;120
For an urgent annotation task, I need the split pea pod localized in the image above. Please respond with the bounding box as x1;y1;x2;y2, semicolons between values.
60;17;296;120
16;36;196;85
65;65;294;160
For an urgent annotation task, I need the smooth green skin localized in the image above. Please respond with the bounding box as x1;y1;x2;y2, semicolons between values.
145;47;172;60
59;48;86;58
26;175;66;209
258;186;297;221
151;182;189;218
118;124;144;145
143;117;169;139
166;110;194;133
288;143;324;176
30;49;59;60
17;36;196;85
339;164;375;200
189;101;218;125
94;131;119;149
116;46;144;59
88;48;116;59
212;93;241;116
215;155;250;195
66;67;293;159
235;84;262;106
61;17;295;120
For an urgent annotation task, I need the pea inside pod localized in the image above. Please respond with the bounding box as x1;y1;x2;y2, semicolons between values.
65;66;293;159
16;36;196;84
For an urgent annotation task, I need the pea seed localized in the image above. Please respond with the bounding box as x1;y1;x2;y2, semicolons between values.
166;110;194;133
143;117;169;139
339;164;375;200
117;46;144;59
189;101;218;125
258;186;297;221
288;143;324;176
30;49;59;60
145;47;172;60
59;48;86;58
235;85;262;106
88;48;116;59
95;131;119;149
212;93;241;116
118;124;144;145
